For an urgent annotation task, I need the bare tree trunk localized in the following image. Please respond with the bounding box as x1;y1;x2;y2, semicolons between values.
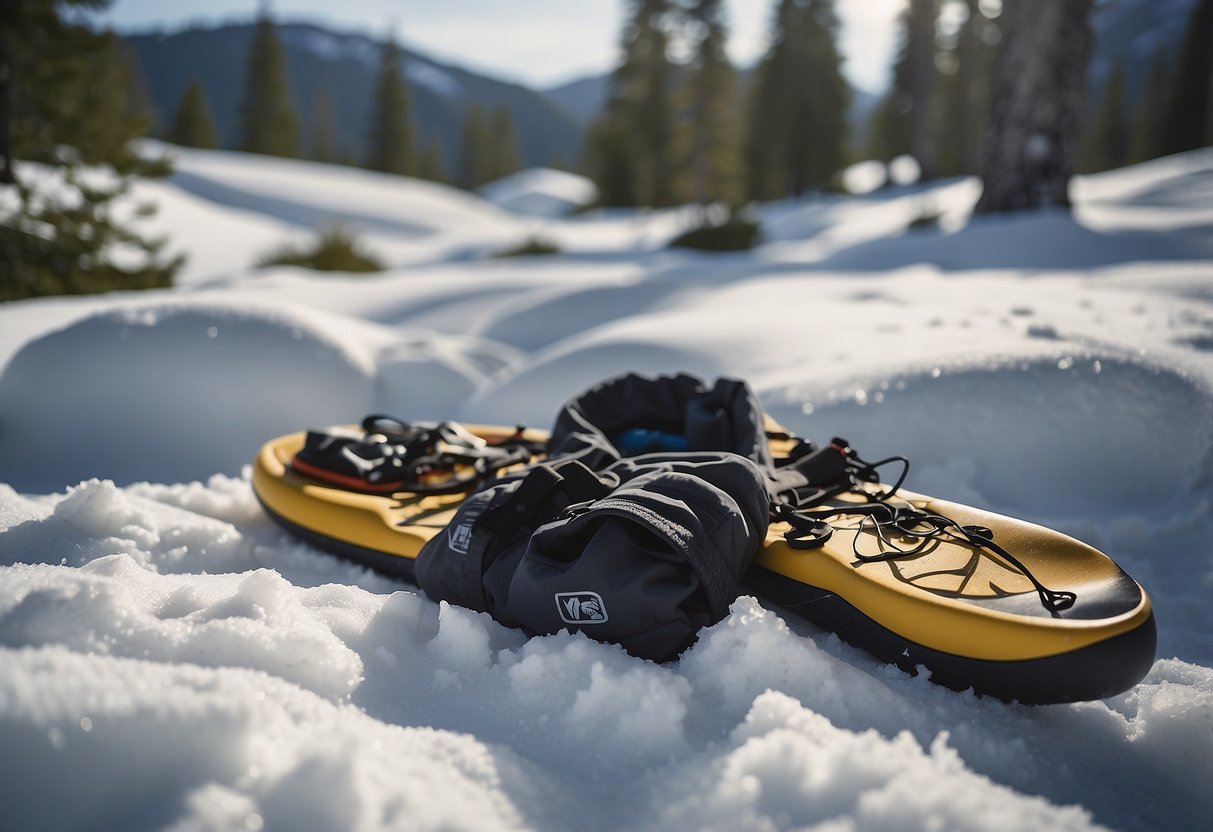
958;0;982;174
975;0;1093;213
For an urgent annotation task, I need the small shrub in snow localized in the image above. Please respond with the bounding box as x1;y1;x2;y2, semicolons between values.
258;225;384;272
669;215;761;252
494;236;562;258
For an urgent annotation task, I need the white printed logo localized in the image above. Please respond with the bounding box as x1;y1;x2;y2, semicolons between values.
556;591;609;625
448;520;475;555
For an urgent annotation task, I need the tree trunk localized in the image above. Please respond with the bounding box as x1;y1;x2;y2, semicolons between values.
0;31;15;184
907;0;938;180
975;0;1093;213
957;0;983;175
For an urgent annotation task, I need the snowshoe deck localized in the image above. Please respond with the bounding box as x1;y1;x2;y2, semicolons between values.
253;425;1155;705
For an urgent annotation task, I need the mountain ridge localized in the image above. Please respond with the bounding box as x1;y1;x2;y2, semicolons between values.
124;20;586;172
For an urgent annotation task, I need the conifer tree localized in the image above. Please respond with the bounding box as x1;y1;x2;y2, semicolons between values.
457;102;493;189
746;0;849;200
1;2;181;299
237;11;300;157
365;35;414;176
869;0;939;176
933;0;998;176
167;79;219;149
417;133;448;183
678;0;741;207
309;87;337;163
489;106;522;181
1158;0;1212;156
1081;62;1129;172
584;115;638;206
0;14;12;184
1129;51;1170;164
589;0;679;207
975;0;1094;213
122;39;159;137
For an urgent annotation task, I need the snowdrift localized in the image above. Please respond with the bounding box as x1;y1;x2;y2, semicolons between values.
478;167;598;218
2;148;1212;831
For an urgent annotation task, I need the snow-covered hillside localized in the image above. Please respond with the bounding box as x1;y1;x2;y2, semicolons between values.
2;145;1212;831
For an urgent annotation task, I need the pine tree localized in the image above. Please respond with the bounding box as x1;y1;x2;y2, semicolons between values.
0;9;13;185
309;87;337;163
678;0;741;207
489;106;522;181
975;0;1094;213
1081;62;1129;173
590;0;679;207
584;115;638;206
1129;50;1170;164
237;11;300;157
1158;0;1213;156
121;38;159;137
457;102;493;189
167;79;219;149
870;0;939;177
1;3;181;299
416;133;448;183
365;35;414;176
746;0;849;200
936;0;998;176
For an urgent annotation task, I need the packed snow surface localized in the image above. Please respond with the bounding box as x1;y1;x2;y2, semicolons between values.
2;145;1213;831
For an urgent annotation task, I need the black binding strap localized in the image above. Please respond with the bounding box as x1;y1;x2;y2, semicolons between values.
295;418;542;496
771;502;834;549
477;460;613;540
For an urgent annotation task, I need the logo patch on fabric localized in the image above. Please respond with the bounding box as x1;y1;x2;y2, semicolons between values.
446;502;484;555
556;591;609;625
448;519;475;555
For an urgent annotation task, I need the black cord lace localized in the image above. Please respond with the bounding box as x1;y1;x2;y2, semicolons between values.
773;442;1077;615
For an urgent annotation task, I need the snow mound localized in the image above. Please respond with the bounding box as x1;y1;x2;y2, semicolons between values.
478;168;597;218
814;209;1213;271
4;557;1211;830
164;145;516;239
654;691;1100;831
0;302;378;490
0;644;537;832
778;355;1213;516
0;555;363;699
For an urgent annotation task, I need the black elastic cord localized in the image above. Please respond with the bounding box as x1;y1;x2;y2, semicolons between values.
791;501;1076;614
847;452;910;503
770;436;1076;615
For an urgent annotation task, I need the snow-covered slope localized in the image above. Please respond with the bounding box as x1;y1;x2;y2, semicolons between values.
2;147;1212;832
478;167;598;218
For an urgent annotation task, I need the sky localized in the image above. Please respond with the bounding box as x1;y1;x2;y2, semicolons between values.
97;0;907;94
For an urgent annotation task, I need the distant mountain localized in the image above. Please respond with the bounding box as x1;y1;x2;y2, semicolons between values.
123;21;585;171
542;74;610;127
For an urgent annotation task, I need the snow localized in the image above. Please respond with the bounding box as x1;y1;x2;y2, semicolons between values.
405;61;464;99
479;168;598;218
3;145;1213;831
